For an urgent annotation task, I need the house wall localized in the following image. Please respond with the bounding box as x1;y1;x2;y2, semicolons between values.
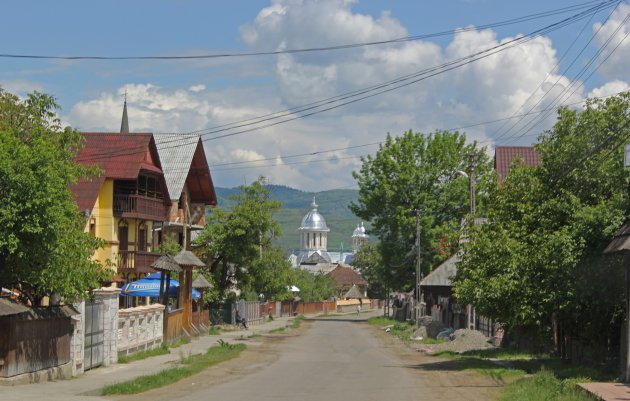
85;179;157;274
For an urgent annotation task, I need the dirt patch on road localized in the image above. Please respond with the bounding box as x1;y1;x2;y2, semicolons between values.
115;322;311;401
368;323;504;400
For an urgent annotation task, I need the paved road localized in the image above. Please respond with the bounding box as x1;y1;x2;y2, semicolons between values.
161;316;499;401
1;313;499;401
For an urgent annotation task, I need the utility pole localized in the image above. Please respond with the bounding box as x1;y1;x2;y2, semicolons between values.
469;154;476;218
416;208;421;326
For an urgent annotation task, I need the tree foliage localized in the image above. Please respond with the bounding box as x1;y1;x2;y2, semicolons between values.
352;242;386;298
0;88;106;304
290;268;336;302
454;93;630;348
195;177;289;299
350;129;490;291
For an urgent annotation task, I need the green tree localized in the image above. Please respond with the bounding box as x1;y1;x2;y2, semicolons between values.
454;93;630;352
194;177;284;298
246;245;293;301
350;129;490;291
0;89;106;305
290;268;335;302
352;242;387;298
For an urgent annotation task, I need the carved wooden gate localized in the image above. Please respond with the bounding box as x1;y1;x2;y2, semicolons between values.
84;300;104;370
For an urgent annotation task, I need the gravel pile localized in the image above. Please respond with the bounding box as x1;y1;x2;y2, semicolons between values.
417;329;494;354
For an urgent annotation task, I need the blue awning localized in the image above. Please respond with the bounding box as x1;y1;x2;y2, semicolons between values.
120;273;201;299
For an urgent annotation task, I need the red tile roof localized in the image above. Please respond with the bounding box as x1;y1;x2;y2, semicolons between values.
327;265;367;286
494;146;541;182
70;133;167;212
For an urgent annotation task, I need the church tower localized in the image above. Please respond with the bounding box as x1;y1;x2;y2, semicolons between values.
296;197;332;264
352;221;369;253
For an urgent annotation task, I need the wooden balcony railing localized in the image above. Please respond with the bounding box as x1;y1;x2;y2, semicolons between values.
117;250;162;274
113;194;167;221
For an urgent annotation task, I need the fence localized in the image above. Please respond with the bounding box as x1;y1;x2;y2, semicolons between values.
164;308;184;343
0;306;75;378
117;304;165;356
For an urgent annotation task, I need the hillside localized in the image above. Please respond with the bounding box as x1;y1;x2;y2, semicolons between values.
214;185;363;253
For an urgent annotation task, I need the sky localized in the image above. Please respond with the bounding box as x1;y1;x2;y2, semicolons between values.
1;0;629;191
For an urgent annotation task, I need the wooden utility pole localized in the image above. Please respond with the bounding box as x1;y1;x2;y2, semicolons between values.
416;208;421;326
469;154;476;218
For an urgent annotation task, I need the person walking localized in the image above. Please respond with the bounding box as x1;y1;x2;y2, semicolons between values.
356;303;361;317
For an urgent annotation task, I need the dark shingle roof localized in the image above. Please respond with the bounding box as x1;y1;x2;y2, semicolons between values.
327;265;367;286
0;298;30;317
70;133;169;213
604;220;630;254
421;254;459;287
494;146;540;182
151;254;183;272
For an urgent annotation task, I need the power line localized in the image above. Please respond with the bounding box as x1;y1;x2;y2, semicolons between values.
76;2;617;164
0;1;612;61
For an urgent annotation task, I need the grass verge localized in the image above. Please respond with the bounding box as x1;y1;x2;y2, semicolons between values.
118;345;169;364
102;341;246;395
368;317;415;341
435;347;616;399
498;370;599;401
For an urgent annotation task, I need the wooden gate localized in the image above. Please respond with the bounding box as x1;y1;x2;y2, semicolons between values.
84;301;104;370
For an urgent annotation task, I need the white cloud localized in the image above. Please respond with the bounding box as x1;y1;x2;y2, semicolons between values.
592;2;630;81
63;0;629;191
189;84;206;92
588;80;630;98
0;79;44;96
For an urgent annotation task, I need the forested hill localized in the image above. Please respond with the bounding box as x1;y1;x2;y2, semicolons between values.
214;185;362;253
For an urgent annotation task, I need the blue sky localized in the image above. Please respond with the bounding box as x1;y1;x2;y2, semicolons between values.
1;0;629;190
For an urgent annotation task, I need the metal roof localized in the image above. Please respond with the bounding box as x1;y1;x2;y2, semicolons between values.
421;254;460;287
352;221;368;238
494;146;540;183
153;133;217;205
299;197;329;231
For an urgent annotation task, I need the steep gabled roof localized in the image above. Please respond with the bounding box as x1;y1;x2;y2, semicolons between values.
327;264;367;286
494;146;540;183
70;132;168;213
153;134;217;205
421;254;459;287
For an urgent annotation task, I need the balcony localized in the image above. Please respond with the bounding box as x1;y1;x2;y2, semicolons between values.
117;250;162;274
113;194;167;221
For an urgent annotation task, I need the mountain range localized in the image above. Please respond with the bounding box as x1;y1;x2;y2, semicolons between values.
214;185;364;254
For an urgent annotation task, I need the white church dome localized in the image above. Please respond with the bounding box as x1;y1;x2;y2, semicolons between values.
299;197;330;231
352;222;368;238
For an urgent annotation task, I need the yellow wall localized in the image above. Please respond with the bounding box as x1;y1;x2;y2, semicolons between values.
85;178;155;273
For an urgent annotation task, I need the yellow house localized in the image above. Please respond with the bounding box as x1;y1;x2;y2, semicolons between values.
70;132;171;280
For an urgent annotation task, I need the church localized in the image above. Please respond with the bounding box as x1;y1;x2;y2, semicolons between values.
289;197;369;274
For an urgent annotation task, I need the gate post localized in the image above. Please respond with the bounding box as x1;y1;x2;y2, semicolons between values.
71;299;85;376
93;288;121;366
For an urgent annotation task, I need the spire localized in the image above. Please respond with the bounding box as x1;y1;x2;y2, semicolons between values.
120;92;129;134
311;196;318;210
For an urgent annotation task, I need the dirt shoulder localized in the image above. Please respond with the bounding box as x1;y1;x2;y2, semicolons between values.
116;322;311;401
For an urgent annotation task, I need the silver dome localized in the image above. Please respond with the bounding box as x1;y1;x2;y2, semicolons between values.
299;197;330;231
352;222;368;238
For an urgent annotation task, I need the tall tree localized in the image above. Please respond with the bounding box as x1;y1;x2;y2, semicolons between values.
194;177;284;298
454;93;630;351
350;129;490;291
0;89;106;305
